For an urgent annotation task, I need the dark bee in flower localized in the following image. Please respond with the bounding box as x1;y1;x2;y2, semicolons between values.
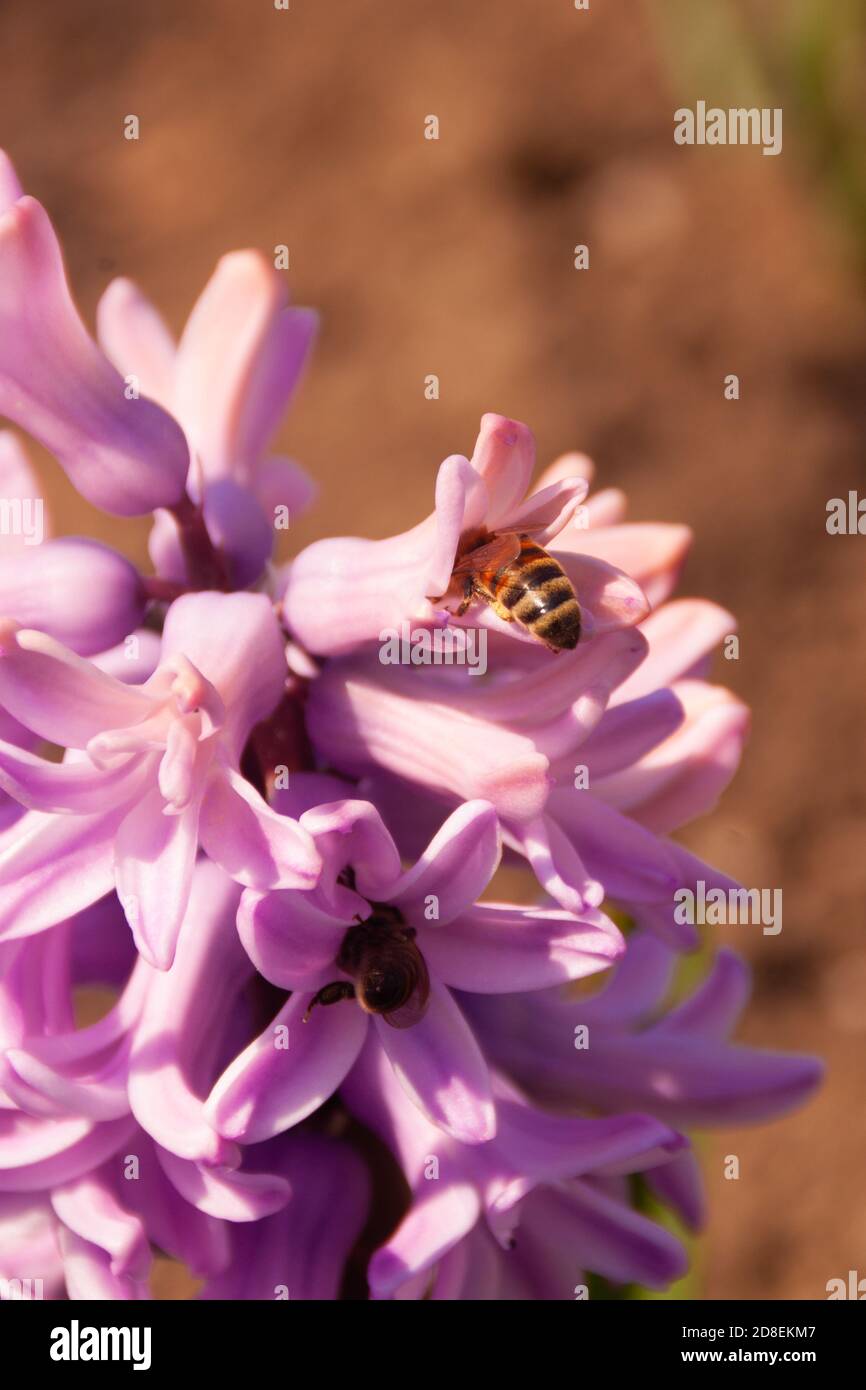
304;903;430;1029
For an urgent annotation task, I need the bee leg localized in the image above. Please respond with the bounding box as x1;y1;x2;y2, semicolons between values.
303;982;355;1022
455;577;476;617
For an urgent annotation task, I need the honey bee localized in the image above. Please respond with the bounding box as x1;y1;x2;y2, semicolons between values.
304;906;430;1029
437;528;581;652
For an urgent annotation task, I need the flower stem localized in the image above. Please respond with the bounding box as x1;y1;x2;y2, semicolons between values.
169;494;230;590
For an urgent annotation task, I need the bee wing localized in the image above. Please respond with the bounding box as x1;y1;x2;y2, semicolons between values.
381;995;430;1029
450;532;522;579
381;951;431;1030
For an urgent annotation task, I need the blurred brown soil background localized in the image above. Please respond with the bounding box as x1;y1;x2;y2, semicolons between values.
2;0;865;1299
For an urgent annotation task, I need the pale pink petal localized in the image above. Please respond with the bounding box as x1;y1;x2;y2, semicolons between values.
252;454;318;523
0;430;49;551
614;600;736;703
470;414;535;528
531;451;596;491
306;659;551;823
0;149;24;212
501;476;589;545
0;538;146;655
585;486;628;526
478;627;647;733
174;249;315;480
0;622;154;747
296;797;402;909
560;523;692;609
595;681;750;831
0;741;149;814
0;198;189;514
428;452;487;592
96;276;177;409
160;592;287;758
115;789;200;970
200;764;320;891
92;630;161;684
552;551;650;634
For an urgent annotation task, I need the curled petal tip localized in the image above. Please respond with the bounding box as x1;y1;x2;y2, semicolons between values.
0;617;22;653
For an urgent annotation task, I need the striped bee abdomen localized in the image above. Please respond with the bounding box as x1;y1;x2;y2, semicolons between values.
494;537;581;650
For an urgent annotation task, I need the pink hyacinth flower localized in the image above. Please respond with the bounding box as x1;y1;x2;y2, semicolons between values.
0;592;320;967
0;152;190;516
205;780;623;1147
283;413;650;655
342;1031;687;1300
97;252;317;587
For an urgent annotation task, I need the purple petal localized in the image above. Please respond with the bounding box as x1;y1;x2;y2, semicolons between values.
0;1113;135;1193
377;979;496;1144
252;454;318;524
511;813;604;914
58;1228;150;1300
388;801;500;925
297;797;402;908
368;1183;482;1300
527;1180;688;1290
654;948;751;1040
421;902;623;993
207;992;367;1143
579;689;685;779
201;1134;369;1300
237;887;346;990
51;1169;150;1280
127;861;248;1160
645;1148;706;1230
0;539;145;655
546;789;682;903
0;807;120;941
154;1146;289;1221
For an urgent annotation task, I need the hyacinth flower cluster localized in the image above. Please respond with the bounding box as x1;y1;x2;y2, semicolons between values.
0;150;821;1301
